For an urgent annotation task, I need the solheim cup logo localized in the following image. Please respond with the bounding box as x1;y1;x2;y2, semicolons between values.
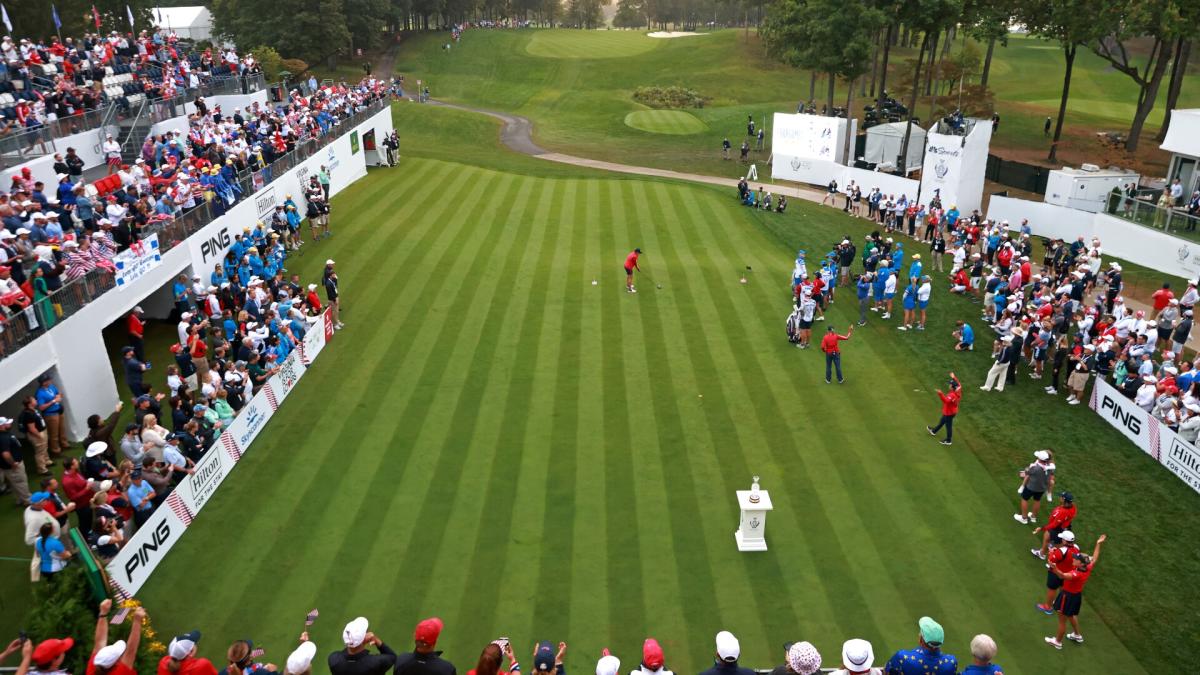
935;159;949;180
790;157;802;171
1178;246;1191;263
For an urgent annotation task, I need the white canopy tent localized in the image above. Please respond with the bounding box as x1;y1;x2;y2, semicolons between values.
1161;109;1200;198
863;121;925;173
151;6;213;41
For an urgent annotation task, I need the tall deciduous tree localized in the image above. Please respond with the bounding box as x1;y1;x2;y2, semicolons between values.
213;0;352;65
896;0;962;171
1015;0;1104;162
1087;0;1200;151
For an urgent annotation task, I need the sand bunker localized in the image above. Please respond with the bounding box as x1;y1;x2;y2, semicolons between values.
646;31;705;38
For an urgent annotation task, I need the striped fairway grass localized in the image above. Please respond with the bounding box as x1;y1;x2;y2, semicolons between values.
524;30;661;59
137;157;1166;674
624;110;709;136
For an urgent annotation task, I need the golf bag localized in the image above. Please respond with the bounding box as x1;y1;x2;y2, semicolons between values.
786;309;803;344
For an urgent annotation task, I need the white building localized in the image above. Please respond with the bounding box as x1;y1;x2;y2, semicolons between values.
1160;109;1200;197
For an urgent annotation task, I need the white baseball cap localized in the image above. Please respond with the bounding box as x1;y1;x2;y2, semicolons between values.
595;655;620;675
1034;450;1050;461
93;642;126;669
1059;530;1076;542
343;617;369;647
715;631;740;662
86;441;107;457
286;641;317;675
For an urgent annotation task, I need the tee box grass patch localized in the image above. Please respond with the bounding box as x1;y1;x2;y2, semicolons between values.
624;109;709;135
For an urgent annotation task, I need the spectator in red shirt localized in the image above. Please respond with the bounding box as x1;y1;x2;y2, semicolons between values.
926;372;961;446
158;631;219;675
89;598;145;675
62;457;97;537
1151;283;1174;312
1044;534;1106;650
127;306;146;361
624;248;642;293
1032;492;1076;560
819;325;854;384
1037;530;1079;614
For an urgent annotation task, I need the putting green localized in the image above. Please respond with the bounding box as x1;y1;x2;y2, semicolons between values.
525;30;660;59
624;109;709;135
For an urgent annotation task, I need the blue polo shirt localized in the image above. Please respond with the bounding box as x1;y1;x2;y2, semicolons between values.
1178;370;1197;391
36;384;63;416
128;481;155;511
961;323;975;346
857;279;871;299
884;646;957;675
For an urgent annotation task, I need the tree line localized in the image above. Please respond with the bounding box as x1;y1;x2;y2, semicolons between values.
760;0;1199;163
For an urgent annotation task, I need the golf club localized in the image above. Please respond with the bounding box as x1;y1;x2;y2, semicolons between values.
641;271;662;289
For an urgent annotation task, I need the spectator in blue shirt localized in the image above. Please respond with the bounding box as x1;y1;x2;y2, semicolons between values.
883;617;957;675
34;518;72;579
35;374;70;454
173;274;192;315
127;471;157;527
954;320;975;351
961;635;1003;674
856;273;872;326
908;255;922;283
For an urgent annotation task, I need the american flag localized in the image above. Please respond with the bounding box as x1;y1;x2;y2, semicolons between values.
1148;415;1162;462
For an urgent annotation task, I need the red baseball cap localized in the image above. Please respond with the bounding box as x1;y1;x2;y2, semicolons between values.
33;638;75;665
642;639;664;669
413;618;443;647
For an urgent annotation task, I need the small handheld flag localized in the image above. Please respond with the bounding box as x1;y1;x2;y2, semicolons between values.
52;5;62;31
92;4;101;29
126;4;134;28
304;609;319;626
1;4;12;33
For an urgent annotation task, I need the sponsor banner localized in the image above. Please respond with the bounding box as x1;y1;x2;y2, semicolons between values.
114;234;163;289
173;437;239;516
225;386;276;452
300;311;328;365
1089;379;1156;454
324;307;334;343
104;505;188;598
255;185;278;219
772;112;841;160
1156;426;1200;495
920;133;964;204
268;349;307;401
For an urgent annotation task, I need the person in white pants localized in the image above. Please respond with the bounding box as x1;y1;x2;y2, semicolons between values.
980;334;1015;392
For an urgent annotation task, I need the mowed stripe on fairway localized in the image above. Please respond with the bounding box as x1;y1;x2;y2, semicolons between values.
137;159;1148;675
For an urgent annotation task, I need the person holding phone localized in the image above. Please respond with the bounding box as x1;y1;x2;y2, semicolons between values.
329;617;395;675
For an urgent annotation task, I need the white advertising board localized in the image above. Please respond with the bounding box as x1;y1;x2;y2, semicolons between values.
1088;378;1200;495
105;505;189;599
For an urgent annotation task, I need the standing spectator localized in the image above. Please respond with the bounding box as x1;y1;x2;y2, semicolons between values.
318;165;332;201
103;134;122;175
882;617;957;675
123;346;151;399
34;519;73;580
128;306;147;361
61;457;96;537
126;470;156;528
1036;529;1079;614
722;138;731;160
820;325;854;384
629;640;670;675
0;416;31;505
1032;492;1076;560
18;396;50;476
830;639;878;675
324;260;343;330
1171;309;1193;353
1045;535;1107;650
285;638;318;675
395;618;455;675
36;374;70;455
90;598;145;675
770;642;820;675
978;335;1014;392
84;401;124;464
65;147;86;178
925;372;961;446
1013;450;1054;524
699;632;753;675
29;637;76;675
328;617;395;675
158;631;219;675
962;635;1003;674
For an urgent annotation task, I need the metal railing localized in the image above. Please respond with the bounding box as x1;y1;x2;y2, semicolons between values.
1105;191;1200;242
0;126;56;168
0;97;388;362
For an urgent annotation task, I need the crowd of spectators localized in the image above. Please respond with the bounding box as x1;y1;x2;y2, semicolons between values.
0;77;383;348
0;612;1010;675
1;27;264;137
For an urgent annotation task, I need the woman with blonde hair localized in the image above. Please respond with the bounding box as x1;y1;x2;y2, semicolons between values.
141;414;169;462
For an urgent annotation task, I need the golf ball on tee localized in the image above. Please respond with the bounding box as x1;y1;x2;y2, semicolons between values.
657;283;662;289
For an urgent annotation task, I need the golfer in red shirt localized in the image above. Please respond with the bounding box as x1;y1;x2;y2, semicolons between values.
1033;492;1076;559
819;324;853;383
926;372;961;446
624;248;642;293
1045;534;1106;650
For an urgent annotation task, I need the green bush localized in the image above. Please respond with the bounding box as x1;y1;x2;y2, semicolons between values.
631;85;709;109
